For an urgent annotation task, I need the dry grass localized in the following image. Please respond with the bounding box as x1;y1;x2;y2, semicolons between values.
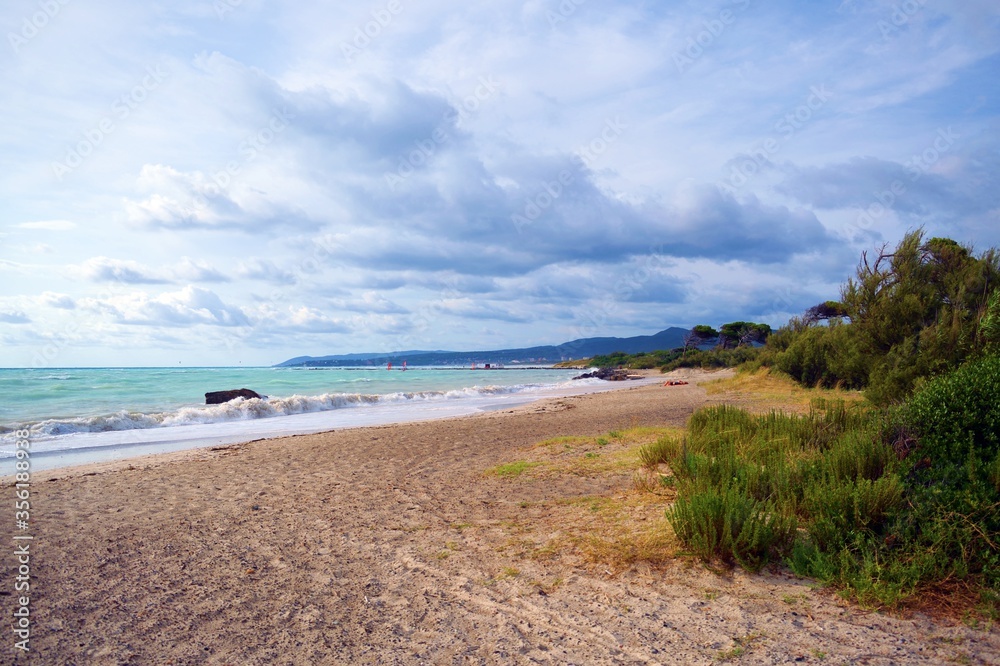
514;492;678;571
703;367;865;411
489;427;684;480
530;435;593;450
486;376;869;574
489;425;687;570
484;460;543;478
574;505;678;570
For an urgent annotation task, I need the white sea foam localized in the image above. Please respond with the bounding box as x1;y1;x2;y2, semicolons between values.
0;373;645;473
2;383;554;443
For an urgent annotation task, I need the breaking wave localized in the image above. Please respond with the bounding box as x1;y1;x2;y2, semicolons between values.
8;384;546;440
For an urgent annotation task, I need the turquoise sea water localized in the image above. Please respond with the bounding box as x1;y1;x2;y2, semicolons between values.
0;366;583;434
0;366;614;472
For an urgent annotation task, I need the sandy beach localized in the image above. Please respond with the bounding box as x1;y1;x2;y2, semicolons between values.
5;369;999;665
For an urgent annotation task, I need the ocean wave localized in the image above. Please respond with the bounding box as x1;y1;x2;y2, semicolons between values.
3;384;544;441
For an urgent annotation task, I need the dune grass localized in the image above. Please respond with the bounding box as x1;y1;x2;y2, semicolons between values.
703;367;864;410
665;370;1000;616
486;460;542;478
490;426;683;569
492;365;999;617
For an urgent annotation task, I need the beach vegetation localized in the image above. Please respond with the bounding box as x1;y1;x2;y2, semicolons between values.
486;460;542;478
532;435;591;449
499;233;999;617
660;345;761;371
703;367;864;409
597;231;998;400
637;435;680;468
756;230;1000;404
665;354;1000;611
588;322;770;372
590;349;685;369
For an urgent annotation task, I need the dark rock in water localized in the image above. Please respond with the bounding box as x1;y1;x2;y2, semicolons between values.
572;368;633;381
205;388;263;405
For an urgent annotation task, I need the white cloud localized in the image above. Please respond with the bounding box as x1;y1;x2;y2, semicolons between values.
0;1;997;364
244;303;352;334
236;259;297;285
82;286;250;328
334;291;409;315
283;306;351;333
0;311;31;324
14;220;77;231
41;292;77;309
171;257;230;283
73;257;167;284
71;256;232;285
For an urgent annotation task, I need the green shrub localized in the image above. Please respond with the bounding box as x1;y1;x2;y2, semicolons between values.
688;404;758;441
895;354;1000;587
637;436;680;468
771;321;868;390
661;346;760;372
666;384;998;611
823;430;895;483
667;483;795;571
900;355;1000;480
790;535;920;608
757;233;1000;404
667;404;875;570
785;356;1000;607
803;476;903;551
980;290;1000;353
591;349;687;369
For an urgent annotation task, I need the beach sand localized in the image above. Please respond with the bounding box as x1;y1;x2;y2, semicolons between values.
6;369;999;664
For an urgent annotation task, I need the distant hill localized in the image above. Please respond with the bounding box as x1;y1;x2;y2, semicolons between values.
275;327;690;367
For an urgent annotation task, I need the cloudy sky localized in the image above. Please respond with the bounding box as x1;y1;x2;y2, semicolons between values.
1;0;998;367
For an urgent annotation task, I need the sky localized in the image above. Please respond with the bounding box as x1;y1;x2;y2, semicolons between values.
1;0;998;367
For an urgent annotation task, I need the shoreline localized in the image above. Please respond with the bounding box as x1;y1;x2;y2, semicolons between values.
6;368;997;664
12;370;665;481
2;370;651;475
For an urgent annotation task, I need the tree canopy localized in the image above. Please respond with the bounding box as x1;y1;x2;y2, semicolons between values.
718;321;772;348
762;229;1000;403
684;322;771;350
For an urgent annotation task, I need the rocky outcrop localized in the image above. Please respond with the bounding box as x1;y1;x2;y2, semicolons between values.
205;388;263;405
571;368;634;381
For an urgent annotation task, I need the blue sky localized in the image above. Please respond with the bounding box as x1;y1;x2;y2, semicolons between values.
1;0;998;366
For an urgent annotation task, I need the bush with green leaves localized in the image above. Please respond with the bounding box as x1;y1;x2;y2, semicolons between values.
669;483;795;571
660;346;760;372
978;290;1000;354
591;348;687;369
789;358;1000;607
893;354;1000;588
768;321;868;389
664;393;1000;610
665;403;878;572
588;346;761;371
758;231;1000;404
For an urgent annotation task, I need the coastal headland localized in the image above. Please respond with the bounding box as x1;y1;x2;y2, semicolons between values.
4;369;996;664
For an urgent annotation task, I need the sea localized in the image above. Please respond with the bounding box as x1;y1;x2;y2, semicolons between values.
0;365;643;474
